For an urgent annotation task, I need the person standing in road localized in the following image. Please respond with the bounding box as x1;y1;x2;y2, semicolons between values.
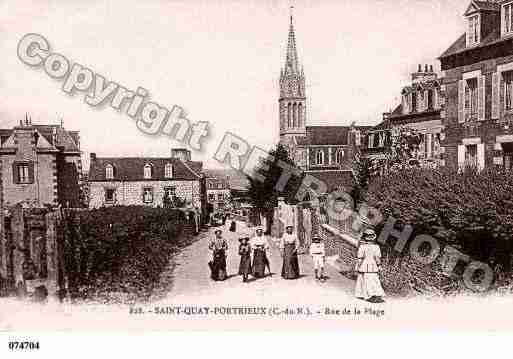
251;227;270;278
280;225;300;279
354;228;385;303
208;229;228;281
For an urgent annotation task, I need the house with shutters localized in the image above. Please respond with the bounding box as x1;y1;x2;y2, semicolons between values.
439;0;513;170
0;118;83;208
365;64;445;169
87;148;205;209
205;176;231;212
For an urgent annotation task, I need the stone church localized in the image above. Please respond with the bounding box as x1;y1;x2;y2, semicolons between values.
278;13;371;192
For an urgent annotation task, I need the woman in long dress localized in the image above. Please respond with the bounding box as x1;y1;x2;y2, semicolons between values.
280;225;300;279
354;228;385;303
238;236;252;282
208;229;228;281
251;227;270;278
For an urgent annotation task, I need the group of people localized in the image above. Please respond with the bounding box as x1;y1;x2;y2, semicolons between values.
207;224;328;283
207;222;385;303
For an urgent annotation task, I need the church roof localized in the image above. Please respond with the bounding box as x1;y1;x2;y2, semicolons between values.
296;126;371;146
306;170;354;192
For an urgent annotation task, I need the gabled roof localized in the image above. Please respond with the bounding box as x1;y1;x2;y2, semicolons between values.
89;157;202;181
296;125;371;146
0;124;80;152
464;0;500;15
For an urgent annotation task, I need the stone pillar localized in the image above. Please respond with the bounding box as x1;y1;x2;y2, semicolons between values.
45;211;60;302
11;205;25;296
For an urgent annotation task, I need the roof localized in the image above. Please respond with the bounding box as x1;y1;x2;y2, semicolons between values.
306;170;354;193
0;124;80;152
465;1;500;15
439;26;502;59
296;126;371;146
89;157;202;181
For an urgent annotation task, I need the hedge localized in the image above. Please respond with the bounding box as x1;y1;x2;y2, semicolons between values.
60;206;196;303
364;167;513;294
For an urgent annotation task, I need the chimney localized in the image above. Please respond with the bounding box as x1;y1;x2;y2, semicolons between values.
418;64;422;72
425;64;429;72
90;153;97;161
429;65;434;73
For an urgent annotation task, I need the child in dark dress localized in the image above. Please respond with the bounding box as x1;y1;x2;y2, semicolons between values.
238;237;252;282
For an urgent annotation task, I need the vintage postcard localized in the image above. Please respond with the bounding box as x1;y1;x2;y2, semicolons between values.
1;0;513;341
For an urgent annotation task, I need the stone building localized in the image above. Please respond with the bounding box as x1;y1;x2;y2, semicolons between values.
88;148;205;209
366;64;445;168
206;176;231;212
278;13;371;192
439;0;513;170
0;118;83;208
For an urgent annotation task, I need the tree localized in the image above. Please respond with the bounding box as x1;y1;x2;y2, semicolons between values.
246;144;303;230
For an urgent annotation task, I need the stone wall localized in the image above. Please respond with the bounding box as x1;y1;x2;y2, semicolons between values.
89;180;201;209
320;223;358;272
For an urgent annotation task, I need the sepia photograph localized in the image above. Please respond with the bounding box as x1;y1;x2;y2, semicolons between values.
1;1;513;351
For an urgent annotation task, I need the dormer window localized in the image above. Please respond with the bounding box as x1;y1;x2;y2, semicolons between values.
165;163;173;178
468;15;480;45
144;164;152;179
105;164;114;179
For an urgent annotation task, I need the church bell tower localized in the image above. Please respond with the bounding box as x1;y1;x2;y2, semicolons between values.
279;9;307;144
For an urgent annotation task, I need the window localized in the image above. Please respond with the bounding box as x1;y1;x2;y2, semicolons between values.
165;163;173;178
164;186;175;200
505;3;513;34
217;193;224;201
316;150;324;165
17;164;30;183
505;71;513;111
368;134;375;149
208;193;215;201
144;164;152;179
465;144;478;168
335;149;344;164
105;188;115;203
143;187;153;203
427;89;434;109
465;78;478;120
354;131;361;146
468;15;479;44
411;92;417;113
218;183;223;189
105;164;114;179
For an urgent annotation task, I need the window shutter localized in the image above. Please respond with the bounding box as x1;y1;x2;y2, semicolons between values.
478;75;485;121
12;163;19;184
458;80;465;123
492;72;499;119
477;143;485;171
457;145;466;170
28;162;34;184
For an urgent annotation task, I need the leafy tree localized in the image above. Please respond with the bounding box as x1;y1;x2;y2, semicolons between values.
246;144;303;229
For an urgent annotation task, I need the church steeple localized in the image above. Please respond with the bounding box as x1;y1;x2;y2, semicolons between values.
284;11;299;75
279;6;307;142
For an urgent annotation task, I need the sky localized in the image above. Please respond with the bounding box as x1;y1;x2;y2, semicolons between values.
0;0;468;169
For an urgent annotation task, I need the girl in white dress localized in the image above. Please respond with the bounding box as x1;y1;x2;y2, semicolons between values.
354;228;385;303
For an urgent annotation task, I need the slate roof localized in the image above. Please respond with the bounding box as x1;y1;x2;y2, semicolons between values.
89;157;202;181
0;125;80;152
306;170;354;193
296;126;372;146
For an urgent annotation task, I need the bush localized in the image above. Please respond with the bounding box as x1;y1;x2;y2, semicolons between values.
364;167;513;294
60;206;194;303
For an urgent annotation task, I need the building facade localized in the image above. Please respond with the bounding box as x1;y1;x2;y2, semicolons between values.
206;176;231;212
278;13;371;193
439;0;513;170
0;119;83;208
366;64;445;169
88;149;204;209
